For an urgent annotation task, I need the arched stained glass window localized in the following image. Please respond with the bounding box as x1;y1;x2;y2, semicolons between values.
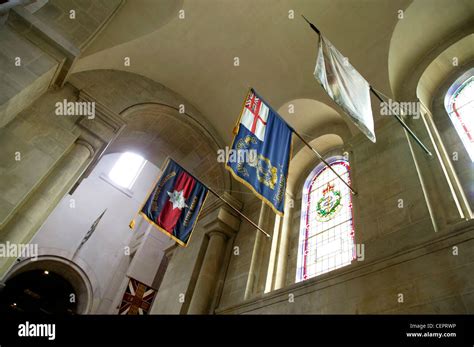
444;68;474;161
296;157;355;282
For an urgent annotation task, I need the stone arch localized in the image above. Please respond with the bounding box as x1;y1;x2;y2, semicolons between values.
417;34;474;108
105;103;229;195
415;36;474;215
69;69;233;197
288;134;345;198
276;98;350;196
386;1;474;229
388;0;474;100
3;255;94;314
277;98;353;150
69;69;224;149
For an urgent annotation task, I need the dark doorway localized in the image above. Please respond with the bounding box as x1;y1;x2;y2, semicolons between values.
0;269;78;315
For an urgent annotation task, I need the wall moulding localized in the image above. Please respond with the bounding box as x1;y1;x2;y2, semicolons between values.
216;219;474;314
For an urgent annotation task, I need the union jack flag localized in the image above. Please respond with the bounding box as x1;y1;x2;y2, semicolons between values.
118;278;156;315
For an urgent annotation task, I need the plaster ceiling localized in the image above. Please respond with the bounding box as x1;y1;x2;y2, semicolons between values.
416;34;474;107
74;0;412;146
388;0;474;99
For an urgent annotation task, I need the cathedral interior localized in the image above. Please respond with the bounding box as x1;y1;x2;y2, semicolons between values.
0;0;473;317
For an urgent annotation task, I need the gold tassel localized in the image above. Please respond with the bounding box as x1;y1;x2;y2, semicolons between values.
129;219;136;229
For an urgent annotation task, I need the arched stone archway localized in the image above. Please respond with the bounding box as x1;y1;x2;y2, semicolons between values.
415;37;474;218
388;0;473;100
288;134;346;197
106;102;229;193
69;70;234;200
2;256;93;314
277;98;353;154
417;34;474;109
386;1;474;229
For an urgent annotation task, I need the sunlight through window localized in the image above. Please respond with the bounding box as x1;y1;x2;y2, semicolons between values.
109;152;146;189
445;69;474;161
296;157;355;282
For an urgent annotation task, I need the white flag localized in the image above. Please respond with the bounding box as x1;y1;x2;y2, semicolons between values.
314;35;376;142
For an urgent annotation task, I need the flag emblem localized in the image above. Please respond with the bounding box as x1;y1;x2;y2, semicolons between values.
226;89;293;215
167;190;188;210
118;278;156;315
140;158;209;247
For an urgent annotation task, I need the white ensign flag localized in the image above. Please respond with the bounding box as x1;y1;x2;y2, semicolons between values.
314;35;376;143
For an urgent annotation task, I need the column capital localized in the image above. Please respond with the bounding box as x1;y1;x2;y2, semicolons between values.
201;192;243;218
75;138;95;158
207;230;228;240
203;218;235;240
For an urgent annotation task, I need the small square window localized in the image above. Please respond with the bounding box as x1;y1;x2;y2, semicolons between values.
108;152;146;189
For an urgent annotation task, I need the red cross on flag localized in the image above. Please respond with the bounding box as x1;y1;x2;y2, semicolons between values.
240;91;269;141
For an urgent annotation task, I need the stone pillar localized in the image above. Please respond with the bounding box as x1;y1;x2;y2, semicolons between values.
274;192;294;290
0;140;93;275
149;193;241;314
244;201;274;299
187;230;227;314
0;87;124;278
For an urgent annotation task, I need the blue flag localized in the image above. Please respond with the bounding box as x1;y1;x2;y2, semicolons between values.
225;89;293;215
140;158;209;247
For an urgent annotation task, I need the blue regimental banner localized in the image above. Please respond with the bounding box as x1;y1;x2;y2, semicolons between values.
225;88;293;215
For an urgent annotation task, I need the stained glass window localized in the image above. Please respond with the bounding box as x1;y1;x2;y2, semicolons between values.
296;157;355;282
444;69;474;161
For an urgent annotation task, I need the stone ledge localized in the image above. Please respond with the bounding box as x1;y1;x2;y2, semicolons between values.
216;219;474;314
8;6;79;86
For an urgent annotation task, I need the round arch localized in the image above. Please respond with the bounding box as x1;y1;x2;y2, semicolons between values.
106;102;230;194
417;34;474;108
2;256;93;314
277;98;354;148
287;133;345;197
388;0;474;100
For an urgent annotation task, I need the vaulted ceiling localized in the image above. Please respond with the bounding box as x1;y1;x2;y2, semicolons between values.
73;0;473;149
73;0;413;145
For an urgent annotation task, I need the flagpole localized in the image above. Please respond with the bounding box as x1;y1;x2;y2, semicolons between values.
206;186;271;238
301;15;320;34
292;130;357;195
250;87;357;195
301;15;432;157
370;87;432;156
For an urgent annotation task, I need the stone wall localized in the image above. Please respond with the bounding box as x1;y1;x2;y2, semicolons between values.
151;193;242;314
214;113;473;314
218;197;261;308
0;85;79;229
31;0;123;50
217;220;474;314
1;0;123;127
0;25;59;127
0;82;126;275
